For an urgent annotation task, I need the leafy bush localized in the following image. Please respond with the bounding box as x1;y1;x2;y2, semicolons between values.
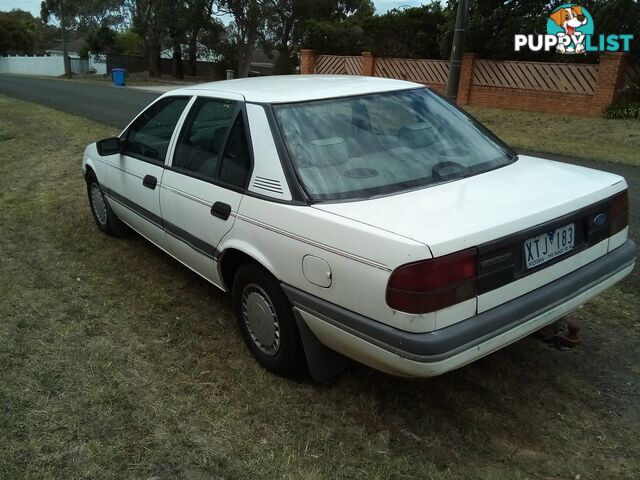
603;103;640;120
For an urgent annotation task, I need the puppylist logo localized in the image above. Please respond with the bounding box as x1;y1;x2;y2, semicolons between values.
515;4;634;54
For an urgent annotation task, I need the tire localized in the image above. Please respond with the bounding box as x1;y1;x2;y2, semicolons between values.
233;262;305;377
86;171;129;238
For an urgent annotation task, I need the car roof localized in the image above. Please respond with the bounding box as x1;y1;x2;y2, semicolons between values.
171;75;423;104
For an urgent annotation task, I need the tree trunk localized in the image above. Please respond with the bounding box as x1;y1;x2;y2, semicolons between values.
61;12;71;76
147;36;161;77
155;49;162;75
172;38;184;79
141;37;150;75
237;46;251;78
187;31;198;76
237;30;257;78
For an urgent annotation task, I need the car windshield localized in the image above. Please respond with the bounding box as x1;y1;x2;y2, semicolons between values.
273;88;516;201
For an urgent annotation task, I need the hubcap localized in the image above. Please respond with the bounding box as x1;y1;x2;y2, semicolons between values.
90;183;108;226
241;284;280;356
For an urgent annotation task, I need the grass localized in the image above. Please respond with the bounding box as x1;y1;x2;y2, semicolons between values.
0;94;639;479
466;106;640;167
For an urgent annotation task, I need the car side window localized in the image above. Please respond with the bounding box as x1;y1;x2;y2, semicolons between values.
173;98;238;180
124;96;190;163
219;114;252;188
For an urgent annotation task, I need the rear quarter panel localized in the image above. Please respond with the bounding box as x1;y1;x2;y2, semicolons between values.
222;195;476;333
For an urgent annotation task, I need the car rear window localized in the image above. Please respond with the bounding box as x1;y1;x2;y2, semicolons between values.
273;88;516;201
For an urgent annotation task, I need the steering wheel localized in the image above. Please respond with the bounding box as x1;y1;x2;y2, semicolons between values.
432;161;467;181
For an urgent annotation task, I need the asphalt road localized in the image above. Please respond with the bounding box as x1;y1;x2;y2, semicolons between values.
1;74;637;289
0;74;159;130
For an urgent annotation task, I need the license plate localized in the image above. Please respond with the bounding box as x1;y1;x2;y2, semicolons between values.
524;223;575;269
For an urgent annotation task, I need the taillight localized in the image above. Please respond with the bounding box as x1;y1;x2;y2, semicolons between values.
386;248;477;314
610;190;629;236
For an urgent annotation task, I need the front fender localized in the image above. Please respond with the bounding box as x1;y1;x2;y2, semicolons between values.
83;143;100;180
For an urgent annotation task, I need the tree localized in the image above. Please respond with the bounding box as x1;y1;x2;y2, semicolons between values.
217;0;274;78
128;0;162;76
84;24;117;56
205;29;239;78
157;0;189;79
362;4;445;59
0;10;43;56
267;0;374;67
436;0;640;61
115;30;144;56
41;0;78;75
264;0;306;74
74;0;126;34
41;0;123;74
301;0;375;55
184;0;220;76
303;19;366;55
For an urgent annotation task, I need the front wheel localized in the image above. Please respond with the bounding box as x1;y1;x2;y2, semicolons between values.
233;263;304;377
86;171;129;238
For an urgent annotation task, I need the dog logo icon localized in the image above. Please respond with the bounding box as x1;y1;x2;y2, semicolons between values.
547;4;594;54
515;4;632;54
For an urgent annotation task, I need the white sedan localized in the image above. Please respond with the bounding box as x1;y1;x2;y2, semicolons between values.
82;75;635;380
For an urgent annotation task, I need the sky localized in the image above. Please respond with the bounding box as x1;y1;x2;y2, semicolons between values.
0;0;426;18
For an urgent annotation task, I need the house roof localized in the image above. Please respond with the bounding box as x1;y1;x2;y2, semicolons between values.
251;49;274;65
46;38;85;53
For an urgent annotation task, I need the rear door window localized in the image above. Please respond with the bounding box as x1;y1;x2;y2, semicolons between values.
219;115;252;188
172;98;238;181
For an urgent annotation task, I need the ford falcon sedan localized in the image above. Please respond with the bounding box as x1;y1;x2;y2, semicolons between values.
82;75;635;380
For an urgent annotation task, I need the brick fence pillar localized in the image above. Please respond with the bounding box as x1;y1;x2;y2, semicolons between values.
362;51;376;76
590;52;626;116
456;53;477;105
300;49;316;74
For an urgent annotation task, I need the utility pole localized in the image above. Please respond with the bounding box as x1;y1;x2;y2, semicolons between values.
445;0;469;102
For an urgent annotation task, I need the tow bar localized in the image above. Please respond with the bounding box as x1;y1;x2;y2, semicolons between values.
532;318;582;348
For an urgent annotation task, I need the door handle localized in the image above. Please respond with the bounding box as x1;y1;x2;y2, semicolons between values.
211;201;231;220
143;175;157;189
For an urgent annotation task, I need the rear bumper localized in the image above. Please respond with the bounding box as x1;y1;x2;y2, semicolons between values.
283;239;636;377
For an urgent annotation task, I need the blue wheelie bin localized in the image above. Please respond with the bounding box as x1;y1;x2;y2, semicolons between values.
111;68;126;87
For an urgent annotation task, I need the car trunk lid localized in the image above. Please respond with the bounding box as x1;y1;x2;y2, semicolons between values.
313;156;626;315
313;156;624;258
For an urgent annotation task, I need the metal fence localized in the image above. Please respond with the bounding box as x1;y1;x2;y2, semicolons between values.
106;54;219;77
70;58;89;75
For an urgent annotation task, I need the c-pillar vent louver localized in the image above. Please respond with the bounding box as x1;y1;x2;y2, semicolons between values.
253;176;284;195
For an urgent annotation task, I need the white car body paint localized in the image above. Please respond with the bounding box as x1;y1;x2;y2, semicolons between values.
82;75;635;378
314;156;625;257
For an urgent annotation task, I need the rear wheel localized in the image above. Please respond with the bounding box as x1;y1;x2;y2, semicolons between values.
233;262;304;377
86;171;129;237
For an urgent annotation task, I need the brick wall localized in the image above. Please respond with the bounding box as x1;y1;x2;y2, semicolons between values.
468;86;594;116
300;49;316;75
299;50;630;118
460;52;623;117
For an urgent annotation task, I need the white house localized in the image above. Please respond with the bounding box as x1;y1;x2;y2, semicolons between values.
160;42;221;62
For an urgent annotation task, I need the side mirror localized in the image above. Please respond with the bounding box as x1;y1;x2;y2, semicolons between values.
96;137;123;156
